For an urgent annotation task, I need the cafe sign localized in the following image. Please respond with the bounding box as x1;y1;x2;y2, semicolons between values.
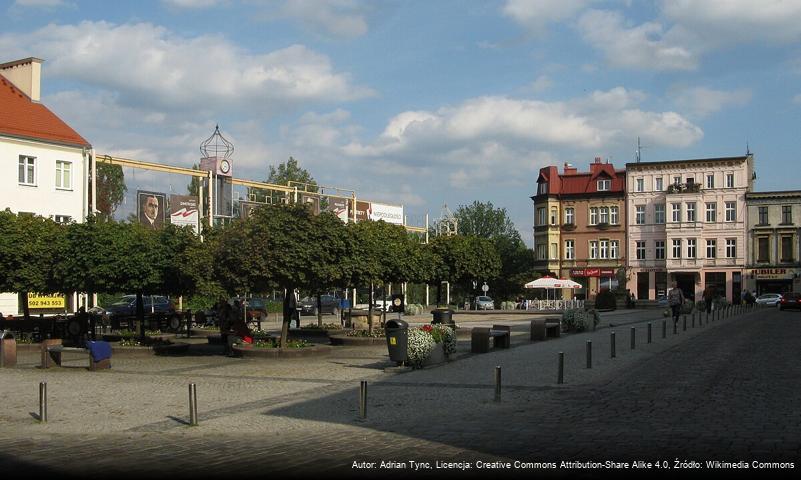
570;268;616;277
751;268;794;280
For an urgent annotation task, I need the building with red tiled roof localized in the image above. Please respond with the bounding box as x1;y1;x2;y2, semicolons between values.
531;157;627;300
0;57;92;315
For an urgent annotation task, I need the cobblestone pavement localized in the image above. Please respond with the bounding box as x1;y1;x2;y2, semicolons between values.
0;306;798;479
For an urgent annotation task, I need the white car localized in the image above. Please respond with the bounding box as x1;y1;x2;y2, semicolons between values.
755;293;782;306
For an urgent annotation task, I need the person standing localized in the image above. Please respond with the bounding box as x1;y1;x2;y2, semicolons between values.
668;282;685;326
703;286;715;314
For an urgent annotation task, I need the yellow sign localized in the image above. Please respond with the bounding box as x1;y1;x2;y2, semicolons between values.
27;292;65;309
389;337;397;346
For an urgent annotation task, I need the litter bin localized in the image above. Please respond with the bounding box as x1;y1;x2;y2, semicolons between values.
385;319;409;365
0;330;16;368
431;309;456;330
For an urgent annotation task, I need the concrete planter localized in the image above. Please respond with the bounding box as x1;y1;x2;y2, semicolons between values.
231;343;333;358
328;333;386;346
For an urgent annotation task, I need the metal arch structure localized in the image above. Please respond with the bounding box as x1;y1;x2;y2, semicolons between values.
435;203;458;237
200;125;234;160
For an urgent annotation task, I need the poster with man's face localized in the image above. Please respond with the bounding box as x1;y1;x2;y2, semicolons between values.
138;190;166;229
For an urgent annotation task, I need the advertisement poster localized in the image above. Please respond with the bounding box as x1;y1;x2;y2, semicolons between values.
326;197;351;223
355;200;371;222
240;201;262;219
27;292;65;309
138;190;166;229
169;195;199;235
299;194;320;215
369;202;404;225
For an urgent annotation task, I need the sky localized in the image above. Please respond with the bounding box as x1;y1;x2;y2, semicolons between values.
3;0;801;246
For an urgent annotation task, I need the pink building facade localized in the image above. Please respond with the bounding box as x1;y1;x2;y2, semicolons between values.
625;155;753;303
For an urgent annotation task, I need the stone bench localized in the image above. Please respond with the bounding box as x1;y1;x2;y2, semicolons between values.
531;318;561;341
41;340;111;370
471;325;511;353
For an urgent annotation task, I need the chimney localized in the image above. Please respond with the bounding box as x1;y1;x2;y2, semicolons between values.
594;156;602;164
0;57;43;102
563;162;577;175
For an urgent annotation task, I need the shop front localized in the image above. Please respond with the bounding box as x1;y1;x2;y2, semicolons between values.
748;268;800;295
569;267;619;300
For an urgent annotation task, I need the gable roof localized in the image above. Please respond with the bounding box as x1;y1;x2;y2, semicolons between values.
0;72;90;148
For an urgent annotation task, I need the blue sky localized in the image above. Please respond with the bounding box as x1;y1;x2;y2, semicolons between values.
3;0;801;245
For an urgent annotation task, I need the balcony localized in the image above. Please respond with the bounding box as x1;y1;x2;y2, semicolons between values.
562;223;577;231
666;183;701;194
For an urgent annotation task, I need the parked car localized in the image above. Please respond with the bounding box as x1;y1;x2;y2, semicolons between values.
102;294;179;330
475;296;494;310
299;295;342;316
778;292;801;311
230;297;269;322
755;293;783;307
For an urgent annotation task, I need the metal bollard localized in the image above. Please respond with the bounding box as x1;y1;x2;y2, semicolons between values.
39;381;47;423
662;319;666;339
586;340;592;369
188;383;198;426
647;322;652;344
611;331;616;358
630;327;636;350
360;380;367;418
494;366;502;402
557;352;564;384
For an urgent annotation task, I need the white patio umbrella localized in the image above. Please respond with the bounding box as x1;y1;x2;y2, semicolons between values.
524;277;582;302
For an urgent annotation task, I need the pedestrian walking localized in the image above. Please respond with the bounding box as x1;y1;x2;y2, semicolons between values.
668;282;685;327
703;286;715;314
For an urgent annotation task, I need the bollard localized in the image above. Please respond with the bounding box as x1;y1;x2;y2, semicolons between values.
586;340;592;369
557;352;564;384
39;381;47;423
494;366;502;402
630;327;636;350
647;322;652;344
662;319;666;339
611;331;616;358
360;381;367;418
188;383;198;426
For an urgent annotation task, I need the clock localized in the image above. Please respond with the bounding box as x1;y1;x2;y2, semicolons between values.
219;159;231;175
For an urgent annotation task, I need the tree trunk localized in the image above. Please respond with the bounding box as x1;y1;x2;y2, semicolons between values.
437;282;442;307
317;293;323;328
367;282;374;331
382;283;387;325
21;292;30;320
136;291;145;341
280;287;293;348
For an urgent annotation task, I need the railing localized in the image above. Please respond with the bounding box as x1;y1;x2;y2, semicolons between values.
522;299;585;311
666;183;701;194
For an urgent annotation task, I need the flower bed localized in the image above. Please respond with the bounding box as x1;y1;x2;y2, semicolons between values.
231;340;332;358
329;328;386;346
406;324;456;369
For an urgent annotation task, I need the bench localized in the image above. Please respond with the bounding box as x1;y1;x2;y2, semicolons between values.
531;318;561;341
471;325;511;353
41;340;112;370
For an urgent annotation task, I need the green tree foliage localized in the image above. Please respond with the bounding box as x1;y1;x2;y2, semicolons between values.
0;211;65;318
249;156;318;204
453;201;523;245
428;235;501;307
94;161;127;221
306;212;354;326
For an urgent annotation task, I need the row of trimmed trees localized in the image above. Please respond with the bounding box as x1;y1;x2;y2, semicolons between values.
0;205;502;346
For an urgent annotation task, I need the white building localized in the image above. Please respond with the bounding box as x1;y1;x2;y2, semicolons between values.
0;57;92;315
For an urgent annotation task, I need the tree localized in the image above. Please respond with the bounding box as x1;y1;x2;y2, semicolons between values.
453;201;523;245
428;235;501;307
305;212;355;326
94;161;127;221
249;156;318;204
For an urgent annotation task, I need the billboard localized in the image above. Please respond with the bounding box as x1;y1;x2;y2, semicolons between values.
169;195;199;234
28;292;65;309
369;202;404;225
299;194;320;215
355;201;371;222
240;201;262;219
138;190;166;229
325;197;351;223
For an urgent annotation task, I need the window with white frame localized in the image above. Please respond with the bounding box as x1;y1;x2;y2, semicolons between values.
565;240;574;260
599;240;609;259
655;177;663;191
686;202;696;222
536;244;547;260
655;240;665;259
706;202;717;222
706;239;717;258
599;207;609;224
537;207;546;225
654;204;665;224
635;205;645;224
706;174;715;189
18;156;36;185
610;240;619;259
565;207;575;225
636;241;646;260
636;178;644;192
725;202;736;222
589;207;598;225
610;206;619;224
673;176;681;186
672;203;681;222
550;207;558;225
672;239;682;258
538;182;548;195
55;160;72;190
687;238;697;258
726;173;734;188
597;179;611;191
726;239;736;258
590;241;598;259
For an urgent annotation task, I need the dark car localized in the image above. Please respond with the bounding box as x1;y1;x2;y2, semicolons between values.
299;295;342;316
103;295;179;330
230;297;269;322
778;292;801;311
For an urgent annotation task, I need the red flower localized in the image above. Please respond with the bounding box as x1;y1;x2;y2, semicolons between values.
422;325;433;332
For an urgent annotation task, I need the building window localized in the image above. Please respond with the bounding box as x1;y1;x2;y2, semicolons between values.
757;237;770;262
537;207;546;226
782;205;792;224
758;206;768;225
726;239;736;258
655;177;663;191
54;215;72;224
686;202;696;222
706;239;717;258
687;238;697;258
538;182;548;195
589;207;598;225
655;240;665;260
636;178;644;192
55;160;72;190
565;240;574;260
686;177;695;186
599;207;609;224
654;204;665;224
597;179;611;191
550;243;558;260
725;202;736;222
672;239;682;258
18;156;36;185
636;241;646;260
536;244;547;260
610;206;619;225
672;203;681;222
673;176;681;186
781;235;794;262
706;202;716;222
706;174;715;189
635;205;645;225
610;240;619;259
565;208;575;225
590;241;598;260
550;207;558;225
726;173;734;188
599;240;609;259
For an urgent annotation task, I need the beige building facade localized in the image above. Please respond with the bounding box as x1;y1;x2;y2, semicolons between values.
745;191;801;295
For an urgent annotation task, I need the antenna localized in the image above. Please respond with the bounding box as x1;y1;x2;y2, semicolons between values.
746;141;751;156
635;136;647;163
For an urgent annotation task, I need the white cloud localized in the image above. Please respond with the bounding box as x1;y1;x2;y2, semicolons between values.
671;86;752;117
161;0;221;8
0;21;373;112
276;0;368;38
502;0;595;32
13;0;66;7
577;9;697;71
528;75;552;93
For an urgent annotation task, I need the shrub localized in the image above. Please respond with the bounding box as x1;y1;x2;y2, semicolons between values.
595;289;617;310
562;308;600;332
